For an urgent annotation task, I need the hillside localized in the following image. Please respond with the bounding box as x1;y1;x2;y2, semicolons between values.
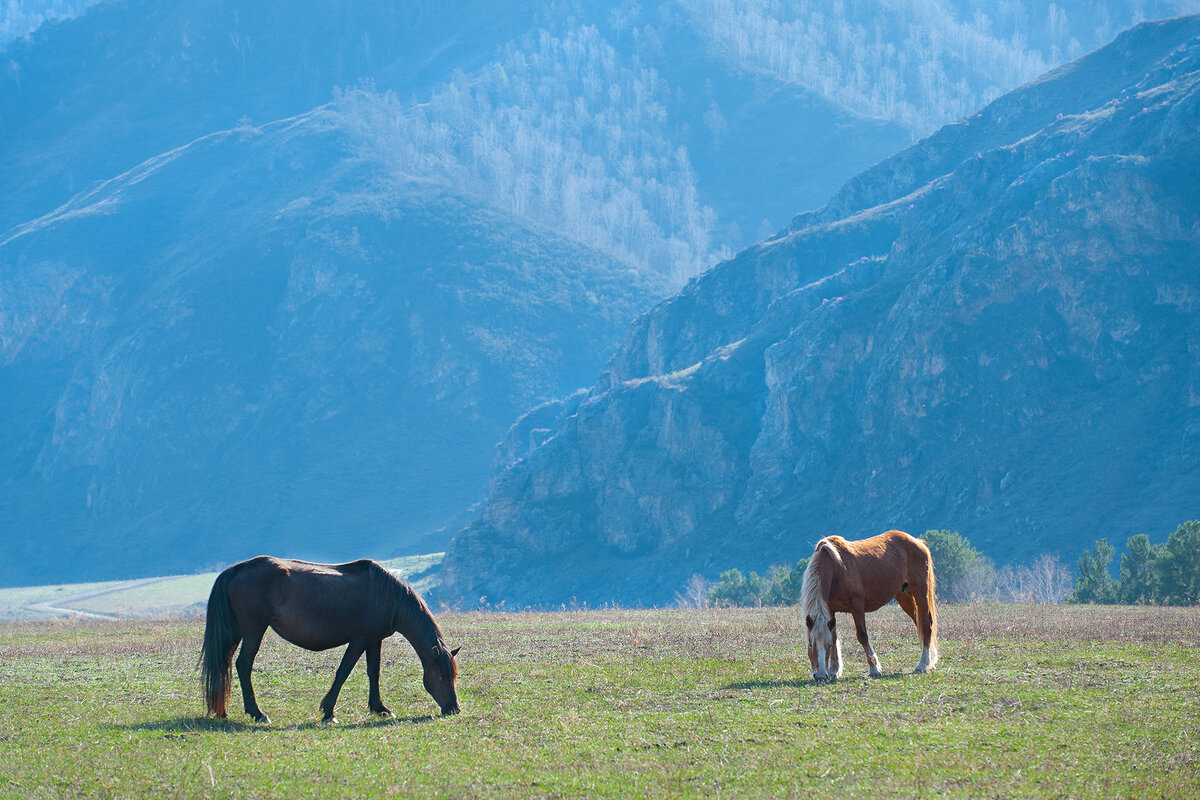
6;2;1192;261
440;15;1200;607
0;107;661;586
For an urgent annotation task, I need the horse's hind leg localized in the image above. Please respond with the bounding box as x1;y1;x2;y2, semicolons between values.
235;627;270;723
365;638;391;716
320;640;366;723
899;585;937;673
914;582;939;672
851;606;883;678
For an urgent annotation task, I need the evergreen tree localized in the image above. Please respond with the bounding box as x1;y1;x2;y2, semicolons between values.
1155;521;1200;606
1069;538;1117;604
1118;533;1161;605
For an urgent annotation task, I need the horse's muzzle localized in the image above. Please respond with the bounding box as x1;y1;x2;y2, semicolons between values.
441;703;461;716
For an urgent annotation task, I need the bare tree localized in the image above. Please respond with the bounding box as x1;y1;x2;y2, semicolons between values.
997;555;1074;604
1025;554;1074;604
675;573;714;609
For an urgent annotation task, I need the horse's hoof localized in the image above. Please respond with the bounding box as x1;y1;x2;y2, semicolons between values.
322;715;337;725
252;714;270;724
371;708;392;718
913;666;928;674
869;669;882;679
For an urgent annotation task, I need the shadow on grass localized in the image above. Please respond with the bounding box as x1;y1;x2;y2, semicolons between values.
111;712;439;734
721;671;912;691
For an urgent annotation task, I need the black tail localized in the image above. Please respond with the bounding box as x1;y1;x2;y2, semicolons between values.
199;567;241;717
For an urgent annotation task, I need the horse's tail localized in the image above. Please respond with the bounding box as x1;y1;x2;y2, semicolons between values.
199;567;241;717
920;539;940;662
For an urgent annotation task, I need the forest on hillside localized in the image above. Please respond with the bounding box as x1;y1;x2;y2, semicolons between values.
681;0;1200;133
337;26;725;285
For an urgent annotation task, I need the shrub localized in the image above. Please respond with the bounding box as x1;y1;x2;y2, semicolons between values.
705;559;809;607
708;568;766;607
922;530;996;602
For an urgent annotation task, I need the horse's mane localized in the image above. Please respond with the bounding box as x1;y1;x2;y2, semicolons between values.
800;538;845;626
366;561;443;648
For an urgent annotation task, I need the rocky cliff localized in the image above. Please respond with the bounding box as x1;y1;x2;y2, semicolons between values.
441;16;1200;607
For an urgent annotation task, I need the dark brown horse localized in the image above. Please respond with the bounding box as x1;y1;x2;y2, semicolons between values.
800;530;938;680
200;556;459;722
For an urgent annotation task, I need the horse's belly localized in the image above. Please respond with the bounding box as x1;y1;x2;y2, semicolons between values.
269;614;351;652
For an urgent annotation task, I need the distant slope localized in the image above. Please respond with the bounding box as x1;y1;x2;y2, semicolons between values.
440;16;1200;607
0;1;102;46
0;553;442;620
7;2;1190;264
0;0;543;232
0;106;662;586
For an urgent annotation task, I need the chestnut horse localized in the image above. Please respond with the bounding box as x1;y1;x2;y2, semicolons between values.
200;556;460;722
800;530;938;680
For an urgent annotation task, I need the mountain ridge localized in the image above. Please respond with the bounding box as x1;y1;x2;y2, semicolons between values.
439;15;1200;607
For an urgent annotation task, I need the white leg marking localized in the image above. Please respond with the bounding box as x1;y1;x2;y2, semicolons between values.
866;643;882;678
914;645;931;674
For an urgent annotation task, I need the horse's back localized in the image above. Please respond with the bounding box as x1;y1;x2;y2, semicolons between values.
830;530;932;611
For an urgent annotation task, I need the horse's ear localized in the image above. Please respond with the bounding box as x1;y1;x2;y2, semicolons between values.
805;615;813;629
451;647;461;657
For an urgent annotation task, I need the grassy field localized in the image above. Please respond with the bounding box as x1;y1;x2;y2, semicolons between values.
1;603;1197;798
0;581;130;622
0;554;444;622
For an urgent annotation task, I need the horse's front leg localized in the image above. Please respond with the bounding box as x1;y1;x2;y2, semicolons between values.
235;628;270;723
365;638;391;717
320;641;366;723
851;607;882;678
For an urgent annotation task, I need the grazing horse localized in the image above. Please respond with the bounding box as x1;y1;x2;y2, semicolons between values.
200;556;460;722
800;530;938;680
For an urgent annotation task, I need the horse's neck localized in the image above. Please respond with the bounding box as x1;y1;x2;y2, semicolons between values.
394;596;442;660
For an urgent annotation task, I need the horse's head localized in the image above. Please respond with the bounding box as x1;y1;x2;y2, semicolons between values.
423;643;461;715
805;613;843;681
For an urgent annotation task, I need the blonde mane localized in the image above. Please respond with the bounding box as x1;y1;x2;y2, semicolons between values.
800;537;844;626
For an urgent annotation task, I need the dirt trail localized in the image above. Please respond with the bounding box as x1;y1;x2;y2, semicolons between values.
26;576;175;620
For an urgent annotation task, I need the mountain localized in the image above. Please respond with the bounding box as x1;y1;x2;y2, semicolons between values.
4;1;1195;586
440;15;1200;608
7;2;1194;260
0;106;663;585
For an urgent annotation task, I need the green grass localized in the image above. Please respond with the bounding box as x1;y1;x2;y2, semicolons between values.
0;554;443;621
1;604;1197;798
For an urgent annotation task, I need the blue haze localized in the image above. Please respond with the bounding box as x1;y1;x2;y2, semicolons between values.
2;1;1197;586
